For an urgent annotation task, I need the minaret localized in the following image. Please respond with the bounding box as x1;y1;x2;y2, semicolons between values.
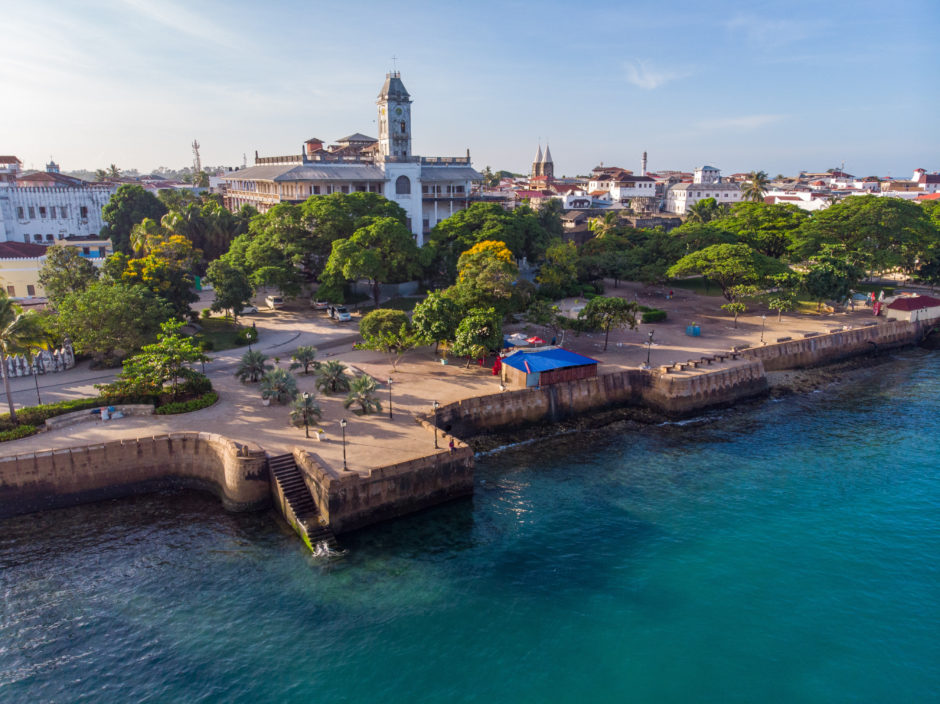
532;144;543;178
377;71;412;159
641;151;647;177
541;144;554;181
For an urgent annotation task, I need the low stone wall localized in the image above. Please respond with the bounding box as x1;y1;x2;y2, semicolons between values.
742;319;927;371
295;434;474;534
0;432;269;519
434;361;768;437
45;404;154;430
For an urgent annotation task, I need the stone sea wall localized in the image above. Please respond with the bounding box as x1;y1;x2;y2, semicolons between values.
295;437;474;535
0;432;269;519
434;361;769;437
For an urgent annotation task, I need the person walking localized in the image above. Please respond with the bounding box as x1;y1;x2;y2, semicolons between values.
448;439;455;454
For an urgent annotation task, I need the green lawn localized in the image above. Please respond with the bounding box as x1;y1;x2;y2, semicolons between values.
356;296;423;313
193;317;247;351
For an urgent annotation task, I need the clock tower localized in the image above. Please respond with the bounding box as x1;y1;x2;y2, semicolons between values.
377;71;412;159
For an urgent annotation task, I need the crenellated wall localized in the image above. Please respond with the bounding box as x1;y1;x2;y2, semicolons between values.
0;432;269;519
294;436;474;534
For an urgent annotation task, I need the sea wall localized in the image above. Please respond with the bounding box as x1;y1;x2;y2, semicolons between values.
0;432;269;519
295;437;474;534
742;319;926;371
434;361;768;437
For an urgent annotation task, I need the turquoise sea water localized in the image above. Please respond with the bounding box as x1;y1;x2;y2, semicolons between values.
2;350;939;703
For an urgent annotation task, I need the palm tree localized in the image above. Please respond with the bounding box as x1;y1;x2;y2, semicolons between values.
108;163;121;180
289;346;319;375
315;360;350;394
743;170;769;202
260;368;297;404
235;350;270;383
289;392;322;428
588;211;618;238
685;198;722;224
343;374;382;415
0;295;44;422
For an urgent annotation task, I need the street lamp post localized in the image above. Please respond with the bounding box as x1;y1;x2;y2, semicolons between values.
302;391;309;438
340;418;348;470
646;330;654;368
761;314;767;344
432;400;440;449
387;377;393;420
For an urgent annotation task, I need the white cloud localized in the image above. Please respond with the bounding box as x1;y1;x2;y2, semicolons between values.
117;0;244;49
623;60;686;90
696;114;787;130
726;15;819;49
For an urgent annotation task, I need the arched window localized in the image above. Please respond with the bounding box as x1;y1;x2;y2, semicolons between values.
400;121;407;134
395;175;410;194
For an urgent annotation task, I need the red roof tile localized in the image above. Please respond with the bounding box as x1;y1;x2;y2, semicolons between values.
0;242;48;258
886;295;940;311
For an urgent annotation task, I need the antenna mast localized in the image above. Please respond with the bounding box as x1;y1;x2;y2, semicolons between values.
192;139;202;175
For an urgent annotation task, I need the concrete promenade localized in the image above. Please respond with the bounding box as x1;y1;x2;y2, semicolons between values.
0;284;921;476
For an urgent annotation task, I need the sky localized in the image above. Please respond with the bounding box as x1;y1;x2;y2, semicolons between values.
2;0;938;178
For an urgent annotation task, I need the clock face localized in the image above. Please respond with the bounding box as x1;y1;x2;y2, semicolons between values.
395;106;403;116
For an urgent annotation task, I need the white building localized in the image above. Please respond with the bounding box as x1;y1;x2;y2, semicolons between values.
912;169;940;193
586;166;656;204
0;158;116;246
222;72;481;245
665;165;742;214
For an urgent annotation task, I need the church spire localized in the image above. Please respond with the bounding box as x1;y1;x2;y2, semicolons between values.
532;144;543;178
542;144;553;165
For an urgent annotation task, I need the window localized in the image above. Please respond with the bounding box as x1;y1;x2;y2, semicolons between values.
50;207;56;219
98;247;106;257
16;206;24;219
6;286;14;296
82;247;90;255
34;234;42;242
423;218;430;231
39;207;47;218
400;121;406;134
312;185;320;195
395;175;410;194
341;185;349;194
46;234;54;242
60;206;67;218
28;206;35;219
80;206;88;218
422;185;429;194
27;285;35;297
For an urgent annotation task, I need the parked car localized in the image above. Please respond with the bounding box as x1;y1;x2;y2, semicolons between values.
311;299;330;310
333;306;352;322
265;295;284;309
241;305;259;314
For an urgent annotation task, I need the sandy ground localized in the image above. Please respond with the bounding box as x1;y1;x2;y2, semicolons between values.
0;282;907;472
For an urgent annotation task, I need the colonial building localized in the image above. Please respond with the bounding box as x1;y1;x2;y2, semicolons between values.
0;157;116;246
665;165;742;215
530;144;555;189
222;72;481;245
586;165;657;207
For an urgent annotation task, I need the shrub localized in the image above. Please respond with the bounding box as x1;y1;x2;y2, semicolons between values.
1;398;104;429
179;369;212;396
155;392;218;415
201;308;212;319
0;424;39;442
640;309;667;323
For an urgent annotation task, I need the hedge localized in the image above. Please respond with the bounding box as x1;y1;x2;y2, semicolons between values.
155;392;218;415
640;309;667;323
0;424;38;442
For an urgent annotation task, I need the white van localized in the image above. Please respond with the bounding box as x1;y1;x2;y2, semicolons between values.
265;295;284;309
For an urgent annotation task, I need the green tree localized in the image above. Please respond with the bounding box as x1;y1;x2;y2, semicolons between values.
720;285;759;327
289;346;319;375
526;299;564;342
315;360;350;394
57;282;172;363
321;217;420;307
206;257;254;322
667;243;787;301
260;368;298;404
578;296;639;351
452;307;503;365
236;350;271;383
536;240;579;297
742;170;769;202
411;290;462;349
290;392;322;428
360;309;410;340
0;295;45;422
712;201;807;259
765;271;804;321
685;197;724;224
358;322;425;370
37;245;100;307
804;255;865;311
344;374;382;414
102;319;209;400
101;184;168;254
121;231;200;318
588;211;619;238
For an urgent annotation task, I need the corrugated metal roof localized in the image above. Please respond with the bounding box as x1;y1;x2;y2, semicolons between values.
502;348;598;373
420;166;482;182
886;295;940;311
221;164;385;182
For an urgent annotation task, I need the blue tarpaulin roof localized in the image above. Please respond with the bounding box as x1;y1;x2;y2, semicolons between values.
502;348;598;373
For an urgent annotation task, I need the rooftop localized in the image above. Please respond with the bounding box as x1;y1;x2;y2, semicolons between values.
502;347;598;373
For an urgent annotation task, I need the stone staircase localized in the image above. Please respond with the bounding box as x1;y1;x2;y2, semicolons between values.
267;453;338;552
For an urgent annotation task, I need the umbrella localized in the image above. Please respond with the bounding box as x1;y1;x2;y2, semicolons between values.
526;336;546;345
